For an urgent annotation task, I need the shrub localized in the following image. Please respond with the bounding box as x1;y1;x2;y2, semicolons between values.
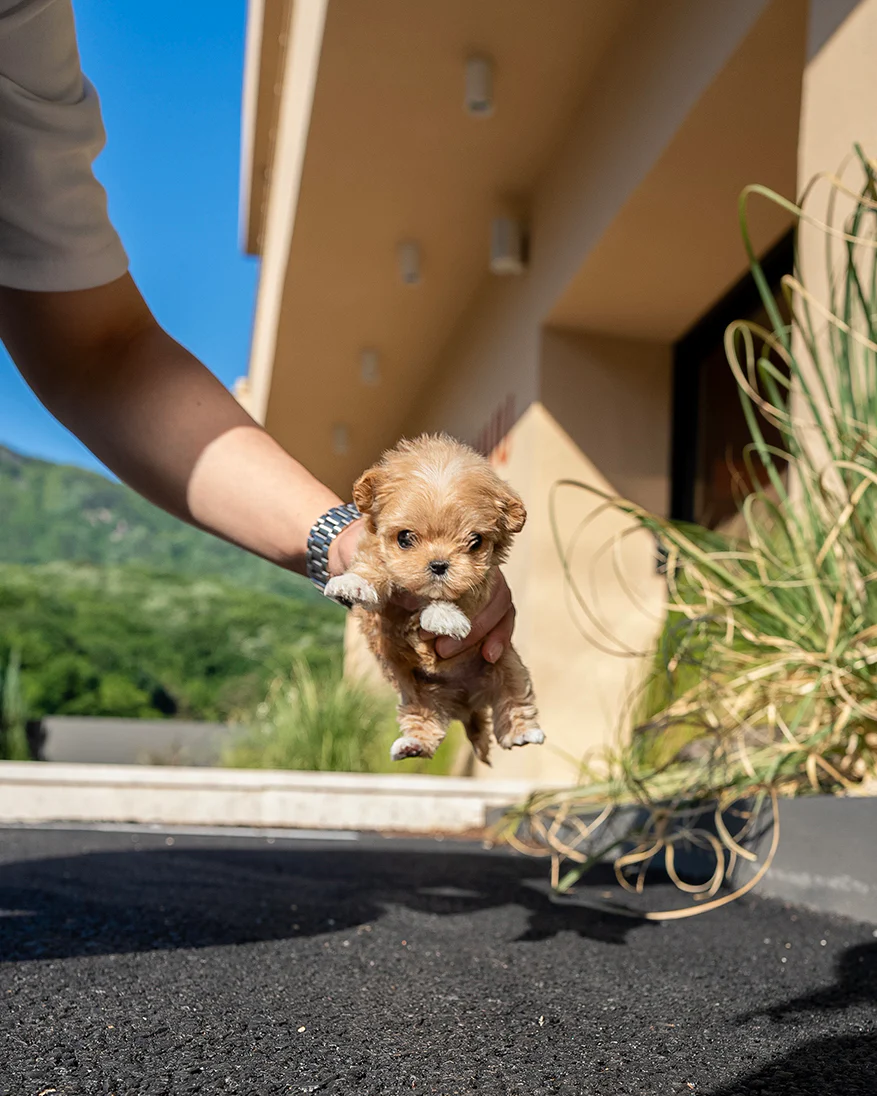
0;649;30;761
224;658;464;775
502;149;877;907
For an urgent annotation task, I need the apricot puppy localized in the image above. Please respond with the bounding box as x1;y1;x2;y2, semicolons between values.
325;434;544;764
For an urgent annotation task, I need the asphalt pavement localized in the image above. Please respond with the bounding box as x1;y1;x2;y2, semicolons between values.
0;825;874;1095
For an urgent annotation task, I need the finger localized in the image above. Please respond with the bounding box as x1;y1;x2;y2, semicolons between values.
482;605;515;664
435;577;513;658
328;517;365;576
391;592;421;611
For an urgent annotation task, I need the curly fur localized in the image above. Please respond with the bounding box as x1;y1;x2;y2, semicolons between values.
326;434;544;764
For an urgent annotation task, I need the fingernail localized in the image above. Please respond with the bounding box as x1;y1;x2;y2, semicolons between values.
484;641;503;663
435;639;457;659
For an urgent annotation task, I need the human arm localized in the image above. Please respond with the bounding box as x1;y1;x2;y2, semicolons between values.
0;273;342;575
0;273;514;658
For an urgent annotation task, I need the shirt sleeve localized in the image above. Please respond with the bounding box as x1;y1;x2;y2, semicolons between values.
0;0;128;291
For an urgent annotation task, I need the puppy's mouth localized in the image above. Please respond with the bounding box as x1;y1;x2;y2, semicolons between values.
411;569;456;599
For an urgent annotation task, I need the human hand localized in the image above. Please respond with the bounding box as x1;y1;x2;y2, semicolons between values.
328;515;365;577
426;571;515;664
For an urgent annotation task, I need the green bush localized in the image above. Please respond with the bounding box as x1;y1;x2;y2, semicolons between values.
0;648;30;761
224;658;464;775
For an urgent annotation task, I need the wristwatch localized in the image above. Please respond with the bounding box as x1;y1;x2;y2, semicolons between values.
306;502;361;592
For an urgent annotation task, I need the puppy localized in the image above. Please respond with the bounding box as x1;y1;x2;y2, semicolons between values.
325;434;544;764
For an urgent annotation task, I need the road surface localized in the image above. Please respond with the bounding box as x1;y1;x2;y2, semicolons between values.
0;825;874;1095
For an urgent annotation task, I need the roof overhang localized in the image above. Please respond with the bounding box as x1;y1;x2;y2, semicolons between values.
237;0;804;496
547;0;805;339
239;0;292;256
238;0;635;492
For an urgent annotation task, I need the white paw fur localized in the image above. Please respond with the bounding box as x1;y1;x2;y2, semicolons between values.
508;728;545;748
420;600;471;640
324;573;380;608
390;736;429;761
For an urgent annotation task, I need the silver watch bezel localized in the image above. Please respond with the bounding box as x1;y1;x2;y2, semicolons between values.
306;502;361;592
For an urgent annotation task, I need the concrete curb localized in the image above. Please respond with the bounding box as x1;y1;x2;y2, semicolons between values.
491;793;877;923
729;794;877;923
0;762;538;835
1;763;873;921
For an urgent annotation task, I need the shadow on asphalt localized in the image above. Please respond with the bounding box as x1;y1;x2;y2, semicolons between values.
736;941;877;1023
0;841;650;961
709;942;877;1095
709;1031;877;1095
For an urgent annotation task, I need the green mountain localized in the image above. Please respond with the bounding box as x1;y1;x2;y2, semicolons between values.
0;444;314;597
0;446;346;733
0;562;344;722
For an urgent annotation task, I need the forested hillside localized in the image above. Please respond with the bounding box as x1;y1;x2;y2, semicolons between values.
0;447;345;727
0;445;313;596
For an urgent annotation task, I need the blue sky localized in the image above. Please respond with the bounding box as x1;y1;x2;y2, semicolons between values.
0;0;258;473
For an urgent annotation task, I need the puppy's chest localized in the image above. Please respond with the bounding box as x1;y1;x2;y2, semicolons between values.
409;643;491;694
357;607;492;696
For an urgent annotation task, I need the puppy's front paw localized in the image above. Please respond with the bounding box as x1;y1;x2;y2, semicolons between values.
420;600;471;641
390;736;431;761
324;573;380;609
510;727;545;747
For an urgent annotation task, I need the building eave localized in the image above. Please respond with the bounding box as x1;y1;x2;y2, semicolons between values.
238;0;294;257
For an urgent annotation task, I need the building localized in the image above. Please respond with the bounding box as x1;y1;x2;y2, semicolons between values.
236;0;871;782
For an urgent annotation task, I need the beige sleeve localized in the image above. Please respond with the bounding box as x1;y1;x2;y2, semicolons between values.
0;0;129;290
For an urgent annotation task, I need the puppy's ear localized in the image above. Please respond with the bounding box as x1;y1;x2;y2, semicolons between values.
353;467;383;532
498;485;527;534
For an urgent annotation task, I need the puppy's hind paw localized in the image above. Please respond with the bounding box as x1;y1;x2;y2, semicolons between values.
390;736;431;761
506;728;546;748
324;573;380;609
420;600;471;640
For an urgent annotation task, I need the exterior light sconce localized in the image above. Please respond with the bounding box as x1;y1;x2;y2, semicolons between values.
465;55;494;117
489;215;527;275
360;348;380;386
397;240;421;285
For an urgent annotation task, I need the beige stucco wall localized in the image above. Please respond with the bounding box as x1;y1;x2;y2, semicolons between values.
798;0;876;279
489;337;670;784
540;330;671;517
784;0;874;500
479;401;666;784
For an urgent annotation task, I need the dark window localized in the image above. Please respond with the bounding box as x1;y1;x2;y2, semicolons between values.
670;231;793;529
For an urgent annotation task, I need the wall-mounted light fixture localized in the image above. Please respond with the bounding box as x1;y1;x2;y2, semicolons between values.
490;215;527;275
465;55;494;117
360;348;380;386
397;240;421;285
332;423;349;456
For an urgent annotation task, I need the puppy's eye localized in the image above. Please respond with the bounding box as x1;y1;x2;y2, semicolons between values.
397;530;416;549
468;533;484;552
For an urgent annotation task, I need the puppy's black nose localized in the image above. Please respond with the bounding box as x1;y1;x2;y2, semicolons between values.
429;559;450;576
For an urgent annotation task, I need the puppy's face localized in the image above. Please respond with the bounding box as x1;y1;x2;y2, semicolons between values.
353;435;525;601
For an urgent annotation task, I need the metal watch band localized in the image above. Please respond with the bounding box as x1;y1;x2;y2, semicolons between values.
306;502;361;592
